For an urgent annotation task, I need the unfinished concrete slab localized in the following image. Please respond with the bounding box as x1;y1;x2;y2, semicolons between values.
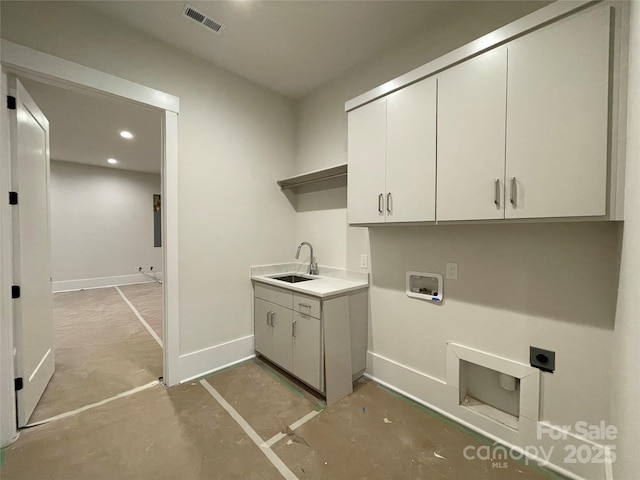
118;282;163;339
205;359;322;441
2;382;281;480
29;287;162;423
272;379;564;480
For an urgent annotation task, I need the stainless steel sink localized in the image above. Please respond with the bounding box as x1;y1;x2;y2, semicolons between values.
270;274;316;283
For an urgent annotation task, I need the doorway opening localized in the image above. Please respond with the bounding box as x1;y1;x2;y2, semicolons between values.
21;78;165;425
12;77;166;426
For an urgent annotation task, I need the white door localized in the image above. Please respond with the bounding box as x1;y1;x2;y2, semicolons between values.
386;77;437;223
437;47;507;221
9;77;55;427
347;98;387;224
506;6;610;219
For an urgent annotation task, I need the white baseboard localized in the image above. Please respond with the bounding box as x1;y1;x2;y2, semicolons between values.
52;273;163;292
177;335;254;384
366;351;608;480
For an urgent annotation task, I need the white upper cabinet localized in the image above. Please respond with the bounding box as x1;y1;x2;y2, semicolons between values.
347;77;437;224
386;77;437;223
347;4;617;225
505;7;610;219
347;98;386;224
437;47;508;221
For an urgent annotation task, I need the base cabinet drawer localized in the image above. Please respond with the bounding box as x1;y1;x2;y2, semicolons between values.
293;293;321;319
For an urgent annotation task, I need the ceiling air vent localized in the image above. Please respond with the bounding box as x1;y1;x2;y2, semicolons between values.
182;4;225;34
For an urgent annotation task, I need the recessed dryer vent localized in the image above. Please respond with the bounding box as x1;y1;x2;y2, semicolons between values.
446;343;540;434
406;271;443;302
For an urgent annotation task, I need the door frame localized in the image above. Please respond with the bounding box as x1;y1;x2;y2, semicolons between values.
0;39;180;446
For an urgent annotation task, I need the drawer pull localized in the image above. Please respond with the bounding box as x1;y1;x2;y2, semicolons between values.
299;303;312;309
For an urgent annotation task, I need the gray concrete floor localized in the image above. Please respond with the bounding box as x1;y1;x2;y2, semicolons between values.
1;284;565;480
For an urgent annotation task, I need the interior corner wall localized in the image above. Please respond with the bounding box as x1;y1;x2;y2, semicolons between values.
0;2;297;374
294;1;551;271
610;0;640;478
49;160;162;289
294;1;624;477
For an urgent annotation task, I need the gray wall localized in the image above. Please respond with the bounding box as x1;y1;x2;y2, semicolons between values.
0;1;297;355
50;160;163;284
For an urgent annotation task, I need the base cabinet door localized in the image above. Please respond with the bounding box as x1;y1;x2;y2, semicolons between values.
292;312;322;391
254;298;274;358
269;303;293;372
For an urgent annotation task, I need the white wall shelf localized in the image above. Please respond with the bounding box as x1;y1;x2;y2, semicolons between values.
277;163;347;190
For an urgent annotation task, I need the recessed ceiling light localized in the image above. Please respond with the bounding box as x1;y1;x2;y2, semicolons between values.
107;158;118;165
120;131;133;139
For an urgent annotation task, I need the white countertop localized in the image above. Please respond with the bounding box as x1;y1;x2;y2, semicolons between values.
251;263;369;298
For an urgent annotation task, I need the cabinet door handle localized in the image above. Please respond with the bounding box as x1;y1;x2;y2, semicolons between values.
510;177;517;207
270;311;275;326
494;179;501;207
387;192;392;214
378;193;384;213
292;319;297;337
267;311;273;326
299;303;311;309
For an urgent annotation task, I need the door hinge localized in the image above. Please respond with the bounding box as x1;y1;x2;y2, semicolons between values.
14;378;23;391
9;191;18;205
11;285;20;299
7;95;16;110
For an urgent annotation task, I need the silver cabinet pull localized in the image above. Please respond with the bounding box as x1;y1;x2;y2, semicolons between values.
378;193;384;213
386;192;392;214
494;179;501;207
292;319;297;337
270;311;275;327
267;311;272;326
299;303;311;309
510;177;517;207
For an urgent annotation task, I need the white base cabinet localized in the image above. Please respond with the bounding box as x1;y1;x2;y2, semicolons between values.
254;282;368;404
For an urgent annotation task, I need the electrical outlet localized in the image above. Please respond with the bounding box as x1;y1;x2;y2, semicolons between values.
530;346;555;373
446;262;458;280
360;254;368;268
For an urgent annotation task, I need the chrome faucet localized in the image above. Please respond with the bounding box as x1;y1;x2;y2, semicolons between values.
295;242;318;275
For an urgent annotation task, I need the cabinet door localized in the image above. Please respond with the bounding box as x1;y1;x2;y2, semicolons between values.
386;77;437;222
506;7;610;219
254;298;273;359
437;47;507;221
347;97;387;224
292;312;322;391
269;303;293;372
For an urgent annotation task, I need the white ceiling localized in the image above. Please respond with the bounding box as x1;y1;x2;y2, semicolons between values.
79;0;531;99
17;1;549;175
20;78;162;175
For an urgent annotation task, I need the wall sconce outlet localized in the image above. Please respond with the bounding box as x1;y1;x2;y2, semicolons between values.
530;346;555;373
